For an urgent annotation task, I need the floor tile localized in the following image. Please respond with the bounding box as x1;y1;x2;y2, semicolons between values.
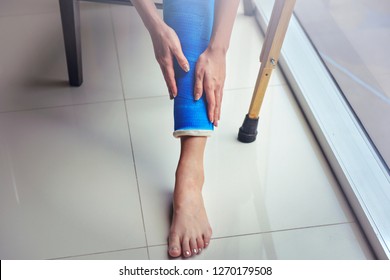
111;5;167;99
225;11;286;90
125;97;179;247
0;101;145;259
58;248;149;260
205;87;355;238
0;2;123;113
126;86;355;247
148;223;374;260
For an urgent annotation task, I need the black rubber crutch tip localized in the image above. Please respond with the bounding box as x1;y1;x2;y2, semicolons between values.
238;114;259;143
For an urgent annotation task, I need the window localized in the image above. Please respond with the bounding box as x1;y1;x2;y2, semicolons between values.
254;0;390;259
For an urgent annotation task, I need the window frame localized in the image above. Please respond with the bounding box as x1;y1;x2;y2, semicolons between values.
253;0;390;259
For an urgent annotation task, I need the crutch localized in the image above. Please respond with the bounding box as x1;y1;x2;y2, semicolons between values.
238;0;296;143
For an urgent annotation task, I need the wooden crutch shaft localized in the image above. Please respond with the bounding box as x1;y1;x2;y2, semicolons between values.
248;0;296;119
248;64;273;119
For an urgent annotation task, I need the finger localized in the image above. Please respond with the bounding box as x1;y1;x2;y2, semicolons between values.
165;65;178;97
194;66;205;100
160;62;177;98
205;82;215;124
213;90;220;127
172;44;190;73
214;86;223;126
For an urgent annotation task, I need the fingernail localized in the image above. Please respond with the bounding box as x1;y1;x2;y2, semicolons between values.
195;93;200;100
184;64;190;72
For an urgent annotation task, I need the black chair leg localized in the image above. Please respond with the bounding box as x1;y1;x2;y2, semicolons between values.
59;0;83;86
243;0;255;16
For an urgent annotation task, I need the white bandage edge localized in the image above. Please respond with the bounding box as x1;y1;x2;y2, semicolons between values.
173;130;213;138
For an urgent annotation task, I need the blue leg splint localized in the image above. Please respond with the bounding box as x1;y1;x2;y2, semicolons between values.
163;0;215;138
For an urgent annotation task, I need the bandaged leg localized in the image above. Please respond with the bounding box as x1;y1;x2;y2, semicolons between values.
164;0;215;138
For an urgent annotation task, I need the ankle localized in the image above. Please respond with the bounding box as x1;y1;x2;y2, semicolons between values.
175;162;204;183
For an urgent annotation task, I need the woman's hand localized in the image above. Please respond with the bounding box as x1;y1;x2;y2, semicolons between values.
149;23;189;99
130;0;189;99
194;47;226;127
193;0;240;127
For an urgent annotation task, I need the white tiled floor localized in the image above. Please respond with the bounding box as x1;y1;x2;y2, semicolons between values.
0;0;374;259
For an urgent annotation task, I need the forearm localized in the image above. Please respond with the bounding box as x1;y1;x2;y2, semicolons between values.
130;0;163;34
209;0;240;54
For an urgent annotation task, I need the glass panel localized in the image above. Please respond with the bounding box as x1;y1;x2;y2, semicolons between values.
294;0;390;169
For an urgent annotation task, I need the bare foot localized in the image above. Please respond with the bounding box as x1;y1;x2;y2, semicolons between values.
168;137;212;258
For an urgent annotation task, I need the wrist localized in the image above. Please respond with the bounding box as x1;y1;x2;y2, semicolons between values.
144;14;164;35
207;42;229;56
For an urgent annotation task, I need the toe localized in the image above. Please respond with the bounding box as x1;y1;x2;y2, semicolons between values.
196;237;204;253
190;238;198;255
203;230;212;248
168;232;181;258
182;238;192;258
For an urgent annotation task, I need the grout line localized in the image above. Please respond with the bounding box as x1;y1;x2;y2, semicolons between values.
211;222;357;241
0;83;289;116
124;95;172;102
120;84;289;103
147;221;356;248
49;246;149;260
0;99;125;115
109;4;151;260
0;2;128;116
0;11;60;19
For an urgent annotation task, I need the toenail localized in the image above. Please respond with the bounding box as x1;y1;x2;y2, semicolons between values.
185;250;190;256
193;248;197;254
170;247;178;251
198;248;202;253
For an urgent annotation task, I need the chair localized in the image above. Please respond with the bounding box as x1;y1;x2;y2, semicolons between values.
59;0;162;87
59;0;255;87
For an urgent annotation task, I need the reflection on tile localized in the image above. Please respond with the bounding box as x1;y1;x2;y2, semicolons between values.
0;101;145;259
149;223;374;260
111;5;167;99
205;87;355;238
58;248;149;260
225;11;285;90
0;3;123;113
126;86;355;247
126;97;178;246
